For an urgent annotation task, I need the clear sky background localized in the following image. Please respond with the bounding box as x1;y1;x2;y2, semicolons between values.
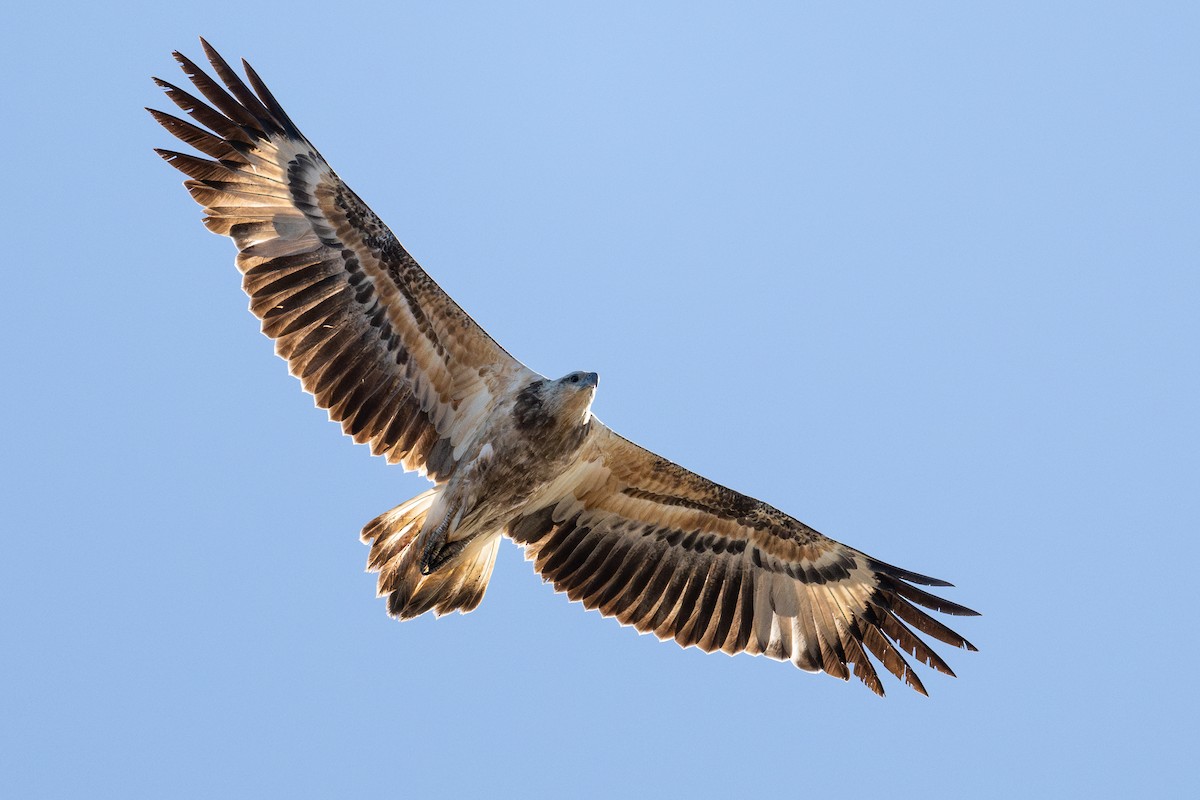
3;2;1197;798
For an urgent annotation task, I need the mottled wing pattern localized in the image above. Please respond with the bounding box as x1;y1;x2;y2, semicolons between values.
509;425;978;695
150;41;534;480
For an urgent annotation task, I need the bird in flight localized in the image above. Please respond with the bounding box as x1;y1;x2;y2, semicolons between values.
151;40;978;696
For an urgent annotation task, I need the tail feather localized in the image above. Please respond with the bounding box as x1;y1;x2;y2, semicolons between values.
361;490;499;620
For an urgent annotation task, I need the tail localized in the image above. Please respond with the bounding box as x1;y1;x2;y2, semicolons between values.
361;490;500;619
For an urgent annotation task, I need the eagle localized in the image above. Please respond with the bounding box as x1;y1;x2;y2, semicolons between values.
151;40;978;696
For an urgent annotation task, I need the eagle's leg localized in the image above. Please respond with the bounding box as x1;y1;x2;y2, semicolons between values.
418;498;473;575
418;443;497;575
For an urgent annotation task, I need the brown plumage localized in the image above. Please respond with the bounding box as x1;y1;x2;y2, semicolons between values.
152;40;978;696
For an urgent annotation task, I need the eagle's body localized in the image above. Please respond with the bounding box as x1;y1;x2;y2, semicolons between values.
152;41;978;696
405;373;599;581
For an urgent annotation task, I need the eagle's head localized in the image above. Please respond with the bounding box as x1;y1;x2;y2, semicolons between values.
552;371;599;425
557;370;599;392
514;372;599;431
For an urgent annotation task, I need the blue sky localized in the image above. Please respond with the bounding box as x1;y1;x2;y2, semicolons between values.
4;2;1197;797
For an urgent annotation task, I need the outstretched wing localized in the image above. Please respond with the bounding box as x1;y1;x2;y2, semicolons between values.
508;424;978;696
150;40;535;481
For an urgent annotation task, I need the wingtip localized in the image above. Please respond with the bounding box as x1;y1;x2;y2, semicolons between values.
145;106;174;123
862;675;886;698
199;37;220;63
173;49;204;75
868;556;956;588
911;574;956;588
